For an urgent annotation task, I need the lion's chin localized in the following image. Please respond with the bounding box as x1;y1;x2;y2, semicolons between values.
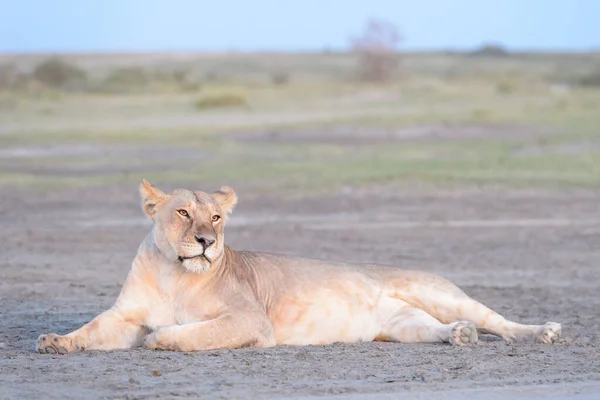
181;256;211;274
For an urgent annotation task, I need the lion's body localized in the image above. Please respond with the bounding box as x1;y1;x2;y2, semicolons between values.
121;242;457;348
229;251;461;346
36;181;561;354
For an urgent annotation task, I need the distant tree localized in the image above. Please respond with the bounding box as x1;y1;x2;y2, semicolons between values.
33;57;86;88
350;18;402;82
470;43;510;57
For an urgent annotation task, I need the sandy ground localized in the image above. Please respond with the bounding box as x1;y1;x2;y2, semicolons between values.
1;179;599;400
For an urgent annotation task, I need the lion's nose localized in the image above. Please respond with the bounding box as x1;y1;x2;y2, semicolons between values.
195;235;215;249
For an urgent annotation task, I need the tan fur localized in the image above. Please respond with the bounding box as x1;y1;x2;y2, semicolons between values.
36;181;562;354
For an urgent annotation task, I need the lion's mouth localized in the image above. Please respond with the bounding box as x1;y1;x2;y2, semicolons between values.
178;254;208;262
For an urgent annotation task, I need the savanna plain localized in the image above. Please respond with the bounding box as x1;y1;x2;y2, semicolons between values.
0;51;600;399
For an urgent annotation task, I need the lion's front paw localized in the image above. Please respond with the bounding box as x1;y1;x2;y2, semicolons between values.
143;332;160;350
143;332;171;351
449;321;479;346
535;322;561;344
36;333;84;355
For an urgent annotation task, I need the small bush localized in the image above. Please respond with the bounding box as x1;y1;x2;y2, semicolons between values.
32;57;86;89
195;92;248;110
496;80;517;94
103;67;148;91
270;70;290;86
171;69;189;84
577;70;600;87
170;69;201;92
470;43;510;57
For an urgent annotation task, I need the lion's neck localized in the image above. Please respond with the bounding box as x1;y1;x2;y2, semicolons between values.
219;246;274;306
134;235;273;309
216;245;247;275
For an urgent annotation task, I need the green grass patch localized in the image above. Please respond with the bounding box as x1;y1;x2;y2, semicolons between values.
3;137;600;191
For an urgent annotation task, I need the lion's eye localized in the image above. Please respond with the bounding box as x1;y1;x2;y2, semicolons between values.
177;209;189;217
212;215;221;222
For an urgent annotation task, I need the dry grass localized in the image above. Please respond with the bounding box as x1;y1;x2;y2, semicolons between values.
1;51;600;192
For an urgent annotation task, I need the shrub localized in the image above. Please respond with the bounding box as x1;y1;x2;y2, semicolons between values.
496;80;518;94
194;91;248;110
577;69;600;87
350;18;402;83
470;43;510;57
103;67;148;91
171;68;201;92
270;70;290;86
32;57;87;89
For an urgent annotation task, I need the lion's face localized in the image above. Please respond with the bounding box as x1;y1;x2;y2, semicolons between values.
138;180;238;273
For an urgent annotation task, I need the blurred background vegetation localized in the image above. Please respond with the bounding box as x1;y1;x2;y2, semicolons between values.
1;18;600;193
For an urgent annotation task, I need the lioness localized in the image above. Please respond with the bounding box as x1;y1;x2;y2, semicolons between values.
37;180;561;354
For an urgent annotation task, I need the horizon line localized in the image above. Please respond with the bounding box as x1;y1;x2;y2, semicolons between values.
2;47;599;56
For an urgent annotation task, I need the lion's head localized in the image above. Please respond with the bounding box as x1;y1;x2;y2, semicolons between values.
138;179;238;273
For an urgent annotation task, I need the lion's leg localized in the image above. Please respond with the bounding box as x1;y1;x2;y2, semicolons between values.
36;307;149;354
395;273;561;344
144;313;276;352
377;307;478;346
444;298;561;344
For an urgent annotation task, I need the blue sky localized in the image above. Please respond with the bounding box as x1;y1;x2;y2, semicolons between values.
1;0;598;52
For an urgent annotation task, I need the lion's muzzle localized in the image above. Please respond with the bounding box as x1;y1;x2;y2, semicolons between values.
194;235;215;250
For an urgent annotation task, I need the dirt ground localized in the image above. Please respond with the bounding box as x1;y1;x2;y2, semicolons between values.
1;177;599;400
2;47;600;399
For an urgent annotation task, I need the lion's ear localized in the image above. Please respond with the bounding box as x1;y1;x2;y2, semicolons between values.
211;186;238;216
139;179;167;221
